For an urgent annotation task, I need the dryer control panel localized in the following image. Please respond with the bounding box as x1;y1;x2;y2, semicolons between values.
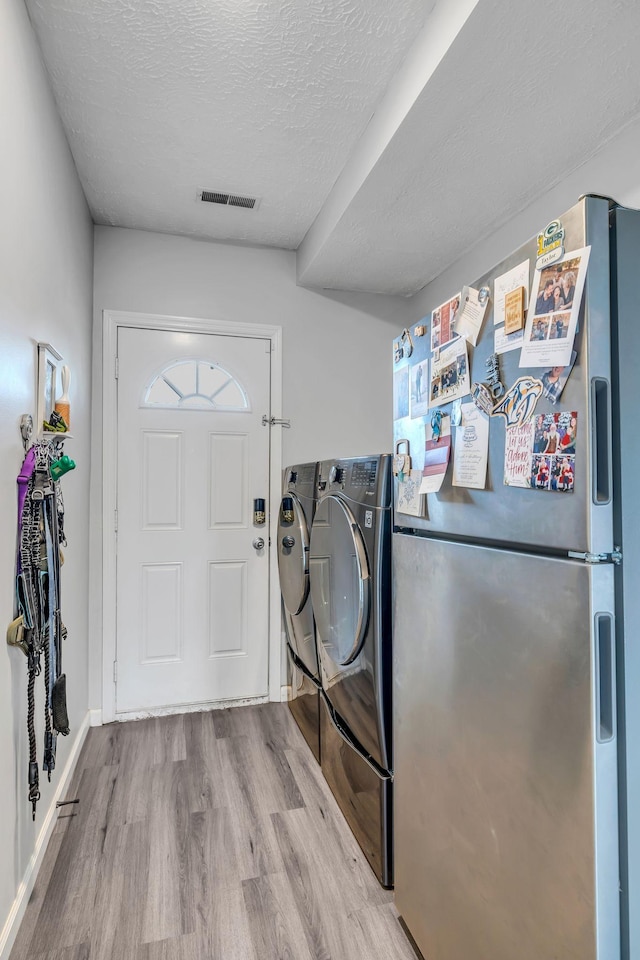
318;455;391;509
350;460;378;487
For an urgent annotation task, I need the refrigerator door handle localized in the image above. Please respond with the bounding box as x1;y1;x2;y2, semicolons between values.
591;377;613;505
594;612;616;742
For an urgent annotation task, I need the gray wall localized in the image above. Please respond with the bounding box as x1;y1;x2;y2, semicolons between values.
90;226;415;707
0;0;93;947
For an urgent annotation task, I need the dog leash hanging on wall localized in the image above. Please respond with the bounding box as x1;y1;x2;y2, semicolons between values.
7;434;75;819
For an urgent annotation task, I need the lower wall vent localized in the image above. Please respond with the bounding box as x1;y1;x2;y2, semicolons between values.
200;190;258;209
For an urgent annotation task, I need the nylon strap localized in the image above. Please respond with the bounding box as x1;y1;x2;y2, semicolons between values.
14;441;68;819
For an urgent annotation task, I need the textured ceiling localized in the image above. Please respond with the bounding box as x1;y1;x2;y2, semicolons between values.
24;0;640;295
24;0;434;248
299;0;640;294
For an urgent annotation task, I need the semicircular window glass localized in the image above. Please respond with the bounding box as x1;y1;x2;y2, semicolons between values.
143;359;249;411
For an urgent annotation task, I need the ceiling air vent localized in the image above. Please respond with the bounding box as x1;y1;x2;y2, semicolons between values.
200;190;258;210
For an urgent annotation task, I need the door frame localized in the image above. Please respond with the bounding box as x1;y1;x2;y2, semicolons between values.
101;309;283;723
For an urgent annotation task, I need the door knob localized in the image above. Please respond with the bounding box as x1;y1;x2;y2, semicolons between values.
252;537;265;550
282;536;295;548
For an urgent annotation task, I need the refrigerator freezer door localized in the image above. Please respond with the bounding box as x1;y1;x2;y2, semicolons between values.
393;533;620;960
393;197;614;556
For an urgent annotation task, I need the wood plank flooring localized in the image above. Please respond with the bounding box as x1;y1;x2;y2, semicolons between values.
11;704;417;960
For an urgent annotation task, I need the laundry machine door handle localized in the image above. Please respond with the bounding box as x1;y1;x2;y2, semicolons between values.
342;522;371;666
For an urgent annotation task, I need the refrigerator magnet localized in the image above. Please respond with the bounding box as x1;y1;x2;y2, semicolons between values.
393;439;412;478
471;382;494;417
401;328;413;358
493;259;530;355
492;376;543;427
503;286;526;334
430;410;443;441
494;260;530;326
535;219;565;270
485;353;505;399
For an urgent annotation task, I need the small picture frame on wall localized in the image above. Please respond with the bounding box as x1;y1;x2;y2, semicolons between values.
37;342;63;432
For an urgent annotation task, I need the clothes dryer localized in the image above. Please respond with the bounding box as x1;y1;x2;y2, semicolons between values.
309;454;393;887
277;462;320;762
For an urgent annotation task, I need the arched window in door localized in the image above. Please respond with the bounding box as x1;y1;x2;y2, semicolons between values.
143;359;250;411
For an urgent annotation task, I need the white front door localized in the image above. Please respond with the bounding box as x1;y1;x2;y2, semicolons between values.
115;326;271;713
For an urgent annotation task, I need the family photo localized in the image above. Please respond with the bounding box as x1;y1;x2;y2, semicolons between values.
532;411;578;457
533;253;583;317
530;453;575;492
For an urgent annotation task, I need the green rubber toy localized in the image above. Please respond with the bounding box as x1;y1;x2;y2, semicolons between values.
50;455;76;481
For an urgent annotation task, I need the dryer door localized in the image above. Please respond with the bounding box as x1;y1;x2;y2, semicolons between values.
277;493;310;617
310;495;371;676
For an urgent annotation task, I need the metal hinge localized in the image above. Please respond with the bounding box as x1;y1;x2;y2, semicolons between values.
113;660;117;683
568;548;622;565
115;357;119;379
261;415;291;428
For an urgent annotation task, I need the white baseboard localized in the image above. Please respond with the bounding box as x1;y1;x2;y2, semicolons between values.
114;694;269;722
281;685;291;702
89;709;102;727
0;711;90;960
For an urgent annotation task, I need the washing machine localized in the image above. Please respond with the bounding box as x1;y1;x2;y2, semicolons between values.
309;454;393;887
277;462;321;762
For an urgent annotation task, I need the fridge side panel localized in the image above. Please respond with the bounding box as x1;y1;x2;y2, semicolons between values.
393;197;614;555
611;206;640;960
583;196;615;556
392;533;619;960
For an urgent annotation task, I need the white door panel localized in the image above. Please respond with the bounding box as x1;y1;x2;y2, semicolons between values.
116;327;271;712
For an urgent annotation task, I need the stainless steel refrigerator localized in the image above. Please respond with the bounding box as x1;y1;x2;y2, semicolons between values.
392;197;639;960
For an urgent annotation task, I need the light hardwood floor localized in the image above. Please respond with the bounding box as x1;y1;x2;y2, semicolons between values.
10;704;417;960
